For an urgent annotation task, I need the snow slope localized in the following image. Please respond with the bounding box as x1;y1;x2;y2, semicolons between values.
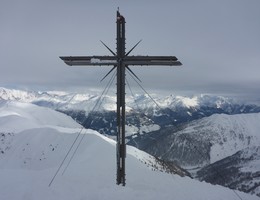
0;100;258;200
0;100;81;132
197;146;260;197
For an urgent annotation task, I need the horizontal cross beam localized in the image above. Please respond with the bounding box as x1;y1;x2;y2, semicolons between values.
60;56;117;66
60;56;182;66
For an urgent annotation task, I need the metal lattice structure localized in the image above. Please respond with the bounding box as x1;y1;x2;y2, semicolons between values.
60;10;182;186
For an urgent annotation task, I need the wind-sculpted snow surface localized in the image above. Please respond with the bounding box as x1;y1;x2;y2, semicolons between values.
0;101;258;199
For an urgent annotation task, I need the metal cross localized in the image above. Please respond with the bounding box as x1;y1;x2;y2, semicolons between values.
60;10;182;186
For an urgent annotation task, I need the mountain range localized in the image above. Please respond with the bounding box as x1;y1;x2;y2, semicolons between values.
1;87;260;137
1;87;260;197
1;100;257;199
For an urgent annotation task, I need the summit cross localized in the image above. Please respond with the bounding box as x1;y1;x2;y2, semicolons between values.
60;10;182;186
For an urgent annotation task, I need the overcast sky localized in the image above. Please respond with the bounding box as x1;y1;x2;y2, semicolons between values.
1;0;260;100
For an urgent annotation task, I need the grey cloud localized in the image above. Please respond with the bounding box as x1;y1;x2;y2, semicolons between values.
0;0;260;100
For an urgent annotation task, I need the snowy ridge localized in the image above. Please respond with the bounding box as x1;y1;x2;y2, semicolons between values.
0;101;162;171
0;100;81;133
182;113;260;163
0;100;257;199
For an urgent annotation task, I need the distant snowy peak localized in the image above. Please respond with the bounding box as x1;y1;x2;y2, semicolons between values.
0;87;252;113
156;94;236;109
153;95;197;108
0;87;39;102
0;87;114;112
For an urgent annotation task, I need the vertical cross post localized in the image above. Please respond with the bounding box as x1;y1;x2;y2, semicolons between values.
116;11;126;185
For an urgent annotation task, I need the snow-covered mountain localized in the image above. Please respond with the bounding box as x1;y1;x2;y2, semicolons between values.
1;100;257;199
1;87;260;138
0;87;115;112
1;87;260;113
0;100;183;173
128;112;260;196
139;113;260;165
1;87;260;197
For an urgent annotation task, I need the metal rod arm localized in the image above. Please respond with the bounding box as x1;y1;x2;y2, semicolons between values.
123;56;182;66
60;56;117;66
